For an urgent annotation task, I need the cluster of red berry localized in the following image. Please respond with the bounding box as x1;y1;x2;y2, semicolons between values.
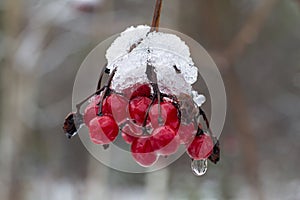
81;82;214;167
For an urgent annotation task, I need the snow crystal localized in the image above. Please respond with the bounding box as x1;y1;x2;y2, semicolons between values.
135;31;192;61
105;25;204;100
105;25;150;64
192;91;206;106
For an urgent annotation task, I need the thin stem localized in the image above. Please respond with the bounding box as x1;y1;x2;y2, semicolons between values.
153;83;163;125
145;63;163;125
96;63;109;91
198;106;216;141
75;64;110;112
98;68;117;116
195;125;204;137
150;0;163;32
74;68;117;115
142;95;156;128
198;107;210;129
128;0;163;52
75;86;107;113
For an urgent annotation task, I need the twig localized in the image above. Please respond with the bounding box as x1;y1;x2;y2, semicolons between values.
96;63;109;91
98;68;117;116
75;86;107;113
128;0;163;52
150;0;163;32
142;63;163;129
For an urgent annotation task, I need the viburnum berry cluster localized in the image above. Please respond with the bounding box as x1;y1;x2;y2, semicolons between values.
81;72;215;167
63;0;220;175
63;62;220;173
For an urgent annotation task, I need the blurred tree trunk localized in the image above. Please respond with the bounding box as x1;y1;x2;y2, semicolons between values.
0;1;20;200
0;1;30;200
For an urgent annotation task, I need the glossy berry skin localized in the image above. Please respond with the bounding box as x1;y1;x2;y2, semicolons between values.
151;126;179;155
158;135;180;156
187;134;214;160
83;95;101;126
149;102;180;131
102;94;128;124
123;83;151;100
130;84;151;99
88;115;119;144
131;137;158;167
178;123;197;145
121;132;136;144
128;96;152;125
121;122;143;144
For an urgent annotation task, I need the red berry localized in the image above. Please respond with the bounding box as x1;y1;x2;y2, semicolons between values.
121;132;136;144
151;126;179;155
187;134;214;160
123;83;151;100
83;95;101;126
121;122;143;144
88;115;119;144
131;137;158;167
102;94;128;123
131;84;151;99
178;123;197;145
128;96;152;125
149;102;180;131
159;135;180;156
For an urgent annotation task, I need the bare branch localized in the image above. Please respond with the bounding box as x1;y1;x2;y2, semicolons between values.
151;0;163;32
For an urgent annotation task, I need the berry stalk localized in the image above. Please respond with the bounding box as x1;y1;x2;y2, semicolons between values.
75;86;106;113
96;63;109;92
144;63;163;127
97;68;117;116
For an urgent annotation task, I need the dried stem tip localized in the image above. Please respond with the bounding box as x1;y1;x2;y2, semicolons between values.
151;0;163;32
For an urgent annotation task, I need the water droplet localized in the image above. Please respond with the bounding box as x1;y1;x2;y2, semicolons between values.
191;159;208;176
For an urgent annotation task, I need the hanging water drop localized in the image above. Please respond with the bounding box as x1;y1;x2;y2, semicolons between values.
191;159;208;176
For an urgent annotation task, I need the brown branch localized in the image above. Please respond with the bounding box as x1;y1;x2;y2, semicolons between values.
151;0;163;32
128;0;163;52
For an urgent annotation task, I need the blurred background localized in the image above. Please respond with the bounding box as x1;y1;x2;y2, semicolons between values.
1;0;300;199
